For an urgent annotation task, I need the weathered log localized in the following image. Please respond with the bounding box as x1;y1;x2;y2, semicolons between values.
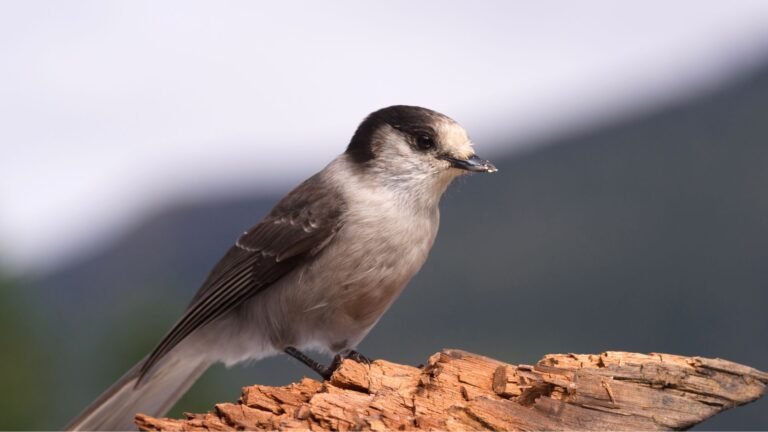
135;350;767;431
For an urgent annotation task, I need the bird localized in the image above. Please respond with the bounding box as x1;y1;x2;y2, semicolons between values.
66;105;497;430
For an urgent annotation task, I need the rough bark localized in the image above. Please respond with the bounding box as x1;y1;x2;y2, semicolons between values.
136;350;767;431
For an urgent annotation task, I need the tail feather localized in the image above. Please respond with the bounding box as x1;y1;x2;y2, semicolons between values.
66;353;209;431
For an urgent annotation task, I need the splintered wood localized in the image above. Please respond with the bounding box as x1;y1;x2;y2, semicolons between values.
135;350;767;431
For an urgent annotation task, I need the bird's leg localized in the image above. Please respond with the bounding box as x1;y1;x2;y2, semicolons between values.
284;347;333;380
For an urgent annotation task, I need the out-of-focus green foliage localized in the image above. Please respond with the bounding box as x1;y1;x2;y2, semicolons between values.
0;275;48;430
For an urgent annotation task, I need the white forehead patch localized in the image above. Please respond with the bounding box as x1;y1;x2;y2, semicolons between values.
437;120;474;159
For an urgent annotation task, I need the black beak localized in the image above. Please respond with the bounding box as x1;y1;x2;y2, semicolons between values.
443;154;498;173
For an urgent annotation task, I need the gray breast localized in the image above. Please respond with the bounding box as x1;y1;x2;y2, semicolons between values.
279;196;439;353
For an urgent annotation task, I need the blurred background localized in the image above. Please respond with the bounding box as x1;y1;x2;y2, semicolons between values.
2;1;768;429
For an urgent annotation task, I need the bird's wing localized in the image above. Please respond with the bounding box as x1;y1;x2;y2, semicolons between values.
138;173;345;382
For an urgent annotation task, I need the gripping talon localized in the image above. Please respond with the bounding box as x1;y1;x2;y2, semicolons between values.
284;347;374;381
345;350;373;365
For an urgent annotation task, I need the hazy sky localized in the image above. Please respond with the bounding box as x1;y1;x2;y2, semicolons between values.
2;1;768;273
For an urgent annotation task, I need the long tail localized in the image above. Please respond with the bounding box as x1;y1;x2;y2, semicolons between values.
66;351;210;431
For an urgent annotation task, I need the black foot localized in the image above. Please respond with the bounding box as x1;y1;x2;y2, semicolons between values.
327;349;373;374
284;347;375;381
344;349;373;365
284;347;334;380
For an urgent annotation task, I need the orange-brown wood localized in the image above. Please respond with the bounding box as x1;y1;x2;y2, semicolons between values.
136;350;767;431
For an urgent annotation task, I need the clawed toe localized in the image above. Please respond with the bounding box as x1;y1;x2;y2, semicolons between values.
345;350;373;365
284;346;373;381
327;350;372;376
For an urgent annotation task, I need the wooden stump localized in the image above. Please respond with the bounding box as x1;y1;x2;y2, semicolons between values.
135;350;767;431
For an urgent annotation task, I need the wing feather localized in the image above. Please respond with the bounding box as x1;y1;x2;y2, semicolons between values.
138;174;344;382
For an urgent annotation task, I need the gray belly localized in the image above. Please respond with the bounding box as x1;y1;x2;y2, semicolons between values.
236;209;439;355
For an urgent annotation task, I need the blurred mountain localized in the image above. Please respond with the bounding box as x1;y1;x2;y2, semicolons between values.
17;61;768;429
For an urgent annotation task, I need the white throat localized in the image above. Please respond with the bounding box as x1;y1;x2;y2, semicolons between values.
323;154;455;218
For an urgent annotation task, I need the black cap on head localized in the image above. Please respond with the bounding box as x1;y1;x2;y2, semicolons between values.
346;105;450;163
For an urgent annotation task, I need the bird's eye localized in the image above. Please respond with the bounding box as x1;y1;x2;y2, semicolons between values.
417;135;435;151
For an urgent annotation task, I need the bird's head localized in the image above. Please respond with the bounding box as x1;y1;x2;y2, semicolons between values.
345;105;496;197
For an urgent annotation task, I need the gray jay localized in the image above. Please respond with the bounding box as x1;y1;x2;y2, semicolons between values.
67;105;497;430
